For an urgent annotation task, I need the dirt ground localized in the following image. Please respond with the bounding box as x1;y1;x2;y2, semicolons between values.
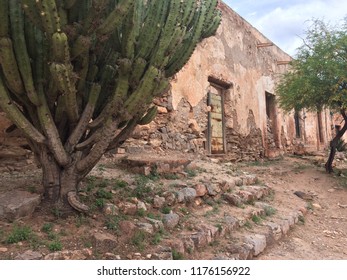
0;152;346;260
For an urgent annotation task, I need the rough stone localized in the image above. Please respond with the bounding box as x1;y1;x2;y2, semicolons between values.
145;217;164;230
93;232;118;251
280;219;291;235
181;187;197;202
220;179;236;191
164;239;185;254
0;190;41;221
235;177;243;186
153;246;173;260
206;184;221;196
136;222;154;234
153;196;165;209
224;215;239;232
223;193;242;206
137;201;147;212
163;192;176;206
194;184;207;197
45;249;92;260
103;203;119;216
15;250;42;260
241;174;258;185
119;221;137;235
228;243;254;260
175;191;185;203
119;202;137;215
237;190;255;202
244;234;267;256
190;231;210;248
162;212;180;229
0;247;8;253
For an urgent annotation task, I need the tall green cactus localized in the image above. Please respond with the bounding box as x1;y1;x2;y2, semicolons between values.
0;0;221;212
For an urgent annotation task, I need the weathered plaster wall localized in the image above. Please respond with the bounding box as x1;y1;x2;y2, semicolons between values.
124;1;333;159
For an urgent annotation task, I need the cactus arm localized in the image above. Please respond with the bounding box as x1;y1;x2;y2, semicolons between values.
0;0;9;37
64;0;78;9
22;0;43;29
0;76;45;144
66;83;101;152
97;0;135;36
9;0;40;106
49;63;79;125
36;84;70;166
0;38;25;96
138;106;158;125
165;4;208;77
124;66;160;115
136;0;169;60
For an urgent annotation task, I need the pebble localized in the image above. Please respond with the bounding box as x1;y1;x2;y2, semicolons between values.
0;247;8;253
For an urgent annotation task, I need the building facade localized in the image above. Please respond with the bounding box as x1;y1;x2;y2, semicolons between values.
124;2;333;160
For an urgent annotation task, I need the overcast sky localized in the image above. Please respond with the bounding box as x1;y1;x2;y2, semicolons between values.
223;0;347;57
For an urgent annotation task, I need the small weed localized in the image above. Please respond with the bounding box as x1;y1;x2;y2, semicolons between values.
185;169;197;178
243;220;253;229
27;185;38;193
162;173;180;180
251;214;262;224
306;202;314;211
136;208;146;217
172;249;184;260
179;207;189;215
113;179;128;189
151;232;162;245
48;240;63;252
264;206;277;216
51;207;63;218
97;164;106;172
215;224;223;233
298;215;305;224
6;225;33;244
75;214;88;228
41;223;53;233
161;206;171;214
187;247;193;254
131;231;147;251
95;198;105;208
104;215;126;232
96;189;112;199
147;212;161;220
209;240;220;247
47;232;59;241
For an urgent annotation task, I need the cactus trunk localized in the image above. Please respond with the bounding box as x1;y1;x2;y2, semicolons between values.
0;0;221;213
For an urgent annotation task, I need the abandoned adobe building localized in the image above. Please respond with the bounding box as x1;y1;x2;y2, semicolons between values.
0;1;337;166
122;1;335;161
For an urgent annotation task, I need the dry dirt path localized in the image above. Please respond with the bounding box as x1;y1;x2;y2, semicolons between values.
241;156;347;259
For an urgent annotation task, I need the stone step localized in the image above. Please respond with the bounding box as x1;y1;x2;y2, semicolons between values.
120;155;191;175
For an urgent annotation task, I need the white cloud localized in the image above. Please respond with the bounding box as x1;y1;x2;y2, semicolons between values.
223;0;347;56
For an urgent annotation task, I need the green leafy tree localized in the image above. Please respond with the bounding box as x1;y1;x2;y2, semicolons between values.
0;0;221;212
277;18;347;173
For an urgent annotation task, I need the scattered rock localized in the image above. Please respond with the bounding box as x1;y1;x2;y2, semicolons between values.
294;191;314;201
206;184;221;196
338;203;347;209
241;174;258;185
137;201;147;212
244;234;267;256
312;203;322;209
119;202;137;215
103;203;119;216
0;190;41;221
181;187;197;202
224;215;239;232
44;249;92;260
136;222;154;234
163;192;176;206
223;193;242;206
93;232;118;251
162;212;180;229
15;250;42;260
145;217;164;230
153;196;165;209
119;220;137;235
0;247;8;253
194;184;207;197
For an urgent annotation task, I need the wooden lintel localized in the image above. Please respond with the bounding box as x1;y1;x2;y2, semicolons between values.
257;42;274;48
208;76;233;89
277;61;291;65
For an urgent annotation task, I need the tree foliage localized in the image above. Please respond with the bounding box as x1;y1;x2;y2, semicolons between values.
276;18;347;172
0;0;221;212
